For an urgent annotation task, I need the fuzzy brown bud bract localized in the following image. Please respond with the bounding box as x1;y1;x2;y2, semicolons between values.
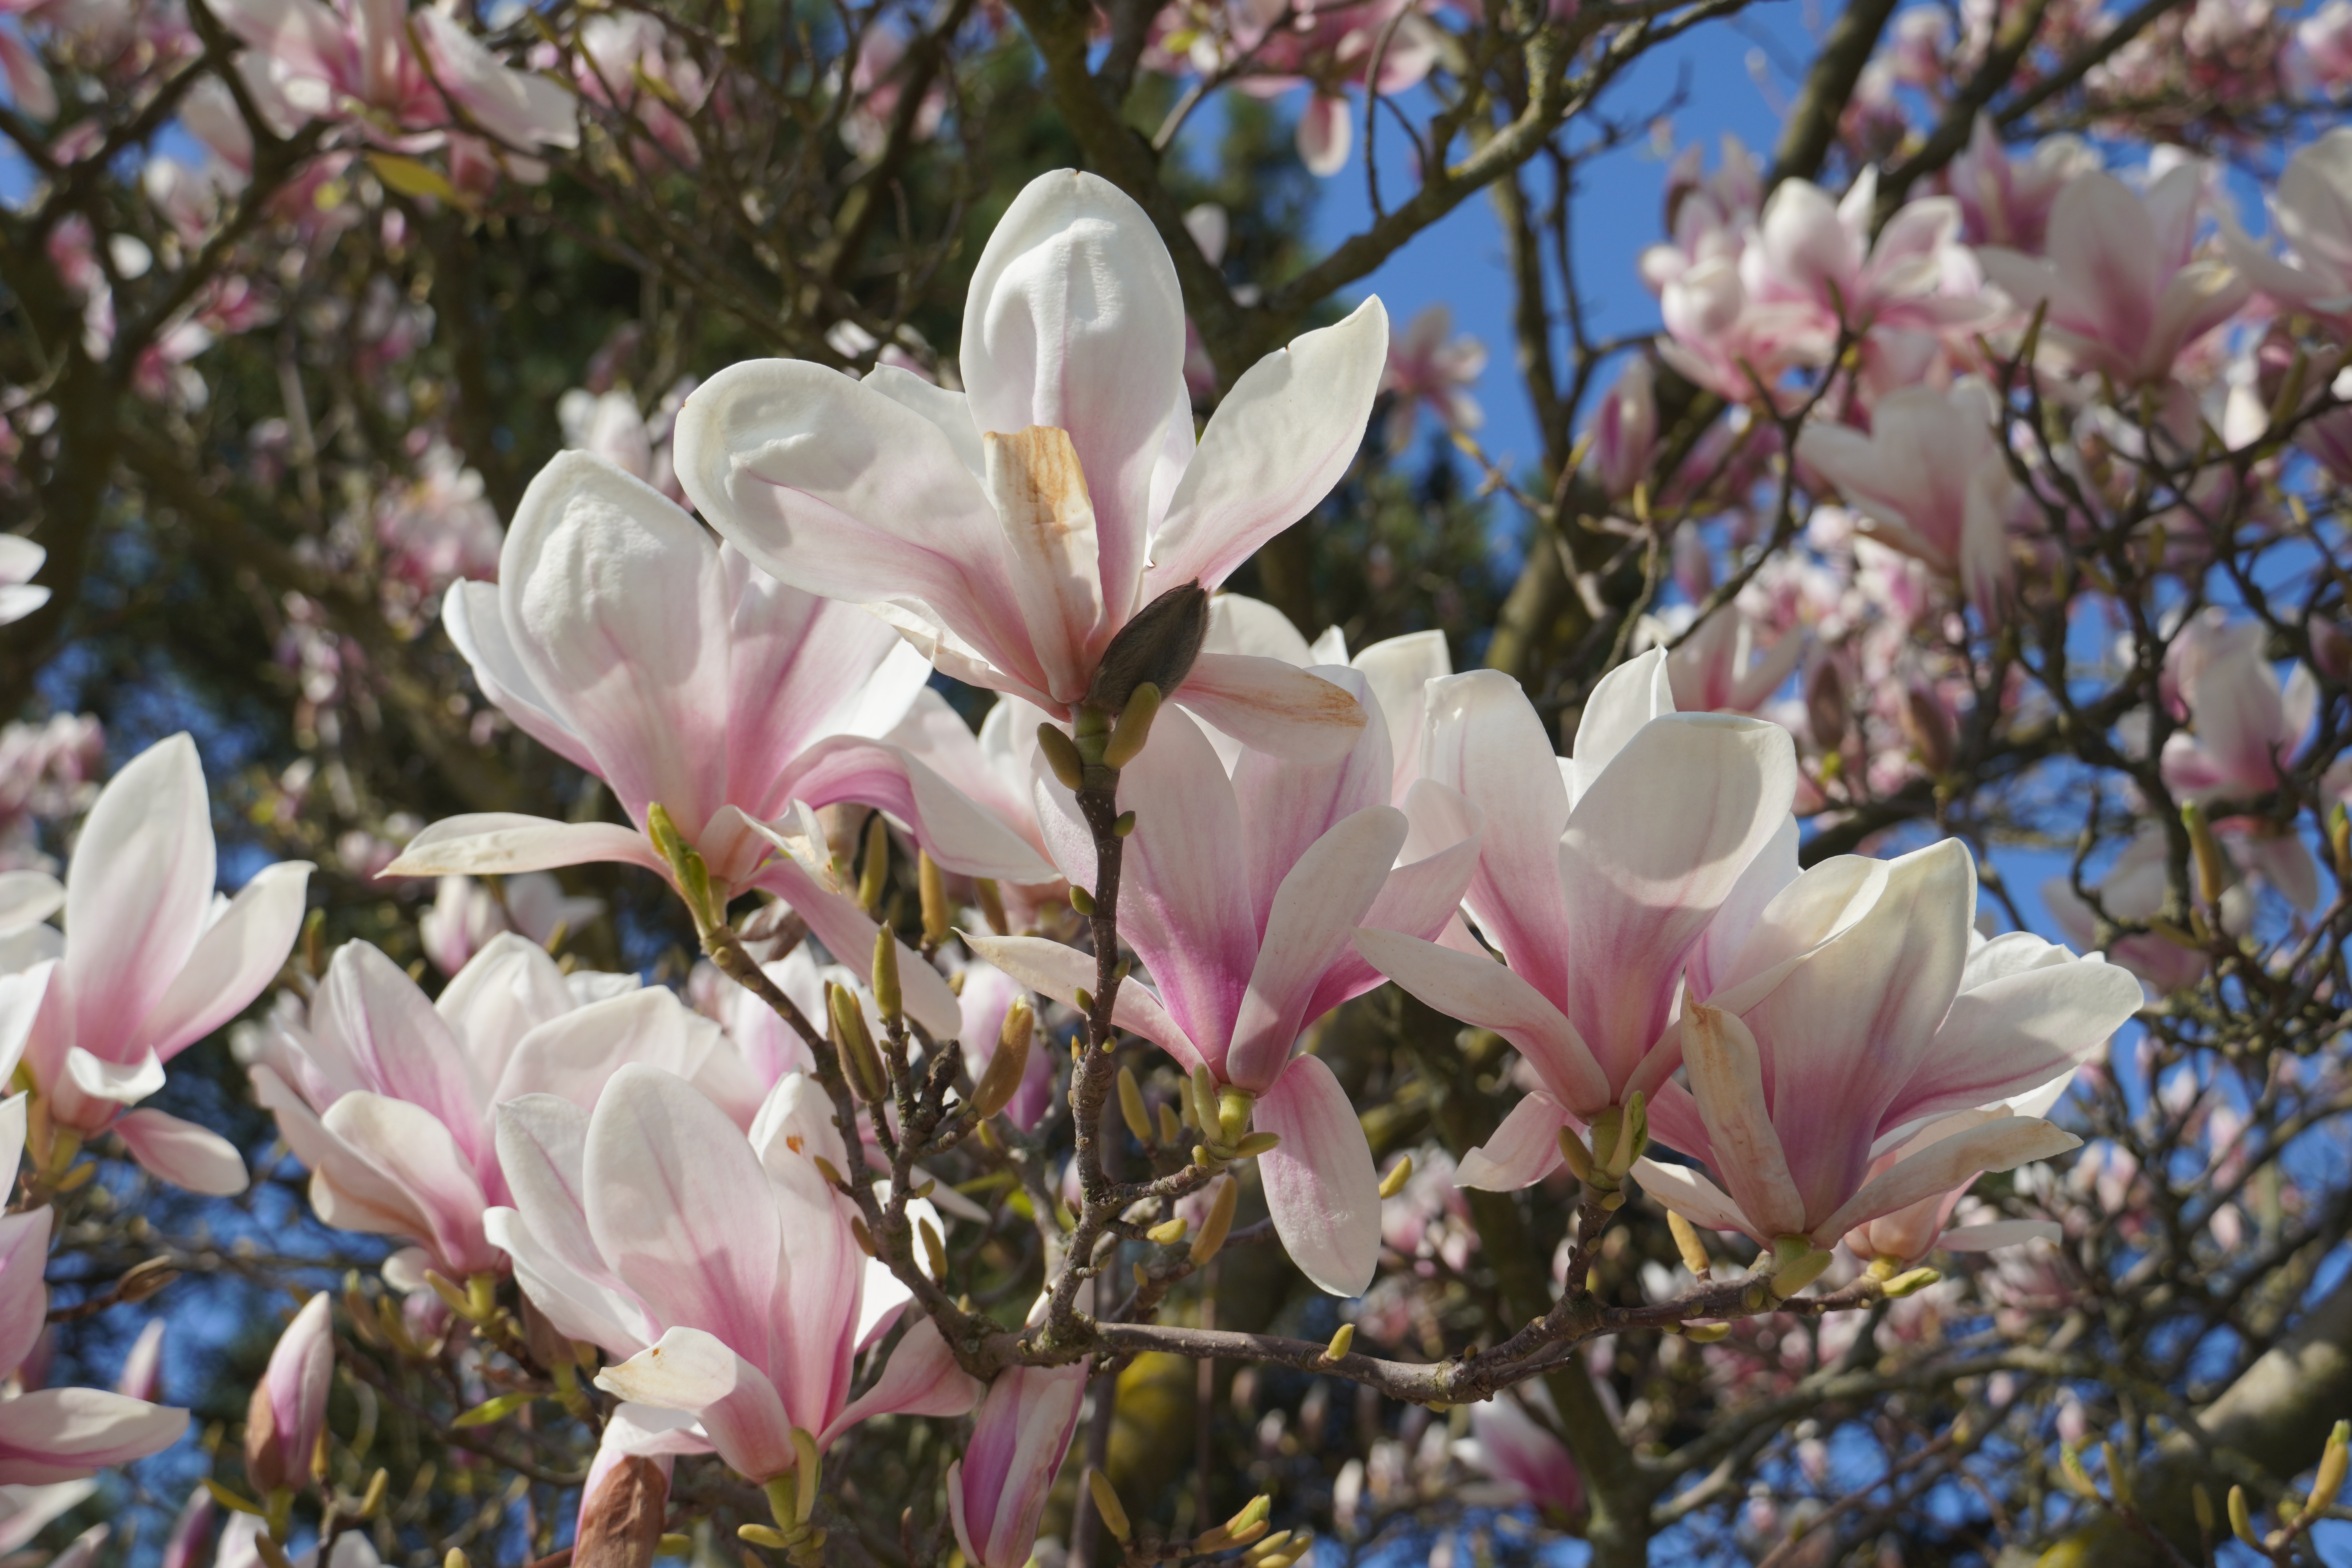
1084;581;1209;713
574;1455;667;1568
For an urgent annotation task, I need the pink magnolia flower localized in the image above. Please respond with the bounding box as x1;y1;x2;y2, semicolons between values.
948;1363;1087;1568
0;537;47;626
1354;649;1796;1189
2043;826;2248;995
247;933;766;1281
17;733;311;1194
1455;1384;1583;1521
114;1320;165;1405
840;28;945;160
1794;377;2018;621
245;1294;331;1495
574;11;707;167
2225;128;2352;321
2159;608;2316;799
0;1149;188;1479
2288;0;2352;91
1978;163;2253;387
488;1066;982;1480
0;25;56;122
375;441;501;607
973;676;1481;1294
1644;601;1804;715
1636;840;2143;1251
1584;356;1657;501
675;170;1384;763
1940;116;2100;252
1380;304;1485;449
211;0;577;157
385;452;1051;1039
1218;0;1439;176
1741;167;2001;343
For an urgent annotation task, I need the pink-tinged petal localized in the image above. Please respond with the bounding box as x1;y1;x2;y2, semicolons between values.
1630;1157;1757;1240
1936;1218;2062;1251
116;1321;165;1405
1085;707;1254;1062
1206;592;1316;665
1743;840;1974;1220
1296;90;1352;176
1143;297;1387;599
585;1065;781;1361
207;0;353;85
114;1109;248;1196
961;171;1184;628
1352;929;1610;1114
962;933;1202;1073
1417;671;1573;1003
1230;667;1393;927
2043;172;2160;361
1225;805;1407;1091
0;1480;97;1555
492;987;718;1115
1176;653;1368;764
823;1316;984;1446
745;845;960;1039
1454;1091;1569;1191
763;1130;864;1437
443;581;601;774
770;738;1053;883
2148;261;2253;375
1254;1054;1381;1295
64;1047;165;1108
489;1097;659;1354
134;861;311;1061
1879;954;2142;1131
1554;713;1797;1090
1758;178;1858;308
1690;846;1880;1014
947;1361;1087;1568
977;428;1105;702
502;454;734;832
1463;1388;1583;1516
0;1206;54;1375
1565;649;1675;800
1298;781;1483;1026
1680;1004;1805;1239
411;8;577;149
311;941;485;1156
884;689;1041;851
1352;630;1451;797
722;563;909;783
382;814;669;880
436;932;577;1078
63;733;214;1071
675;363;1034;692
254;1068;465;1266
1814;1116;2080;1243
254;1294;332;1494
320;1095;499;1274
0;1390;189;1483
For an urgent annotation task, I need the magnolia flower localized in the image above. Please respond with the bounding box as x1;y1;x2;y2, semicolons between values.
948;1363;1087;1568
249;934;766;1281
2043;824;2250;995
0;537;46;626
489;1067;982;1480
418;872;604;977
1842;1100;2069;1269
1637;840;2143;1252
975;679;1481;1294
1978;163;2252;386
1794;378;2018;621
1455;1385;1583;1521
1742;167;1999;340
2224;131;2352;321
211;0;577;155
1639;600;1804;717
1380;304;1485;450
1354;650;1795;1189
18;733;311;1194
1222;0;1438;176
1942;116;2100;252
0;1103;188;1478
2160;609;2316;800
675;170;1384;762
114;1320;165;1405
1584;356;1657;501
245;1294;332;1495
387;452;1051;1038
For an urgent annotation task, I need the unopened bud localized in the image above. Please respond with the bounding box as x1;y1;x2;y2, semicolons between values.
1233;1131;1281;1158
1667;1210;1710;1276
1147;1216;1188;1245
2312;1420;2350;1515
1321;1324;1355;1363
1901;684;1955;775
1118;1067;1152;1144
1102;682;1165;768
1682;1321;1731;1343
116;1255;180;1305
2102;1443;2133;1511
919;1216;947;1283
790;1428;822;1523
1882;1267;1940;1298
2182;801;2226;909
1037;724;1086;791
850;1216;876;1257
2230;1485;2259;1547
1187;1064;1216;1131
1218;1087;1253;1145
972;998;1034;1118
975;877;1009;935
1555;1126;1594;1183
1085;582;1209;712
1157;1102;1183;1145
1191;1176;1238;1263
870;927;902;1028
2059;1445;2099;1502
1086;1469;1133;1543
1070;886;1097;917
828;983;886;1103
918;851;952;947
856;814;890;916
1113;810;1137;837
1378;1156;1414;1200
2192;1484;2214;1535
574;1454;666;1568
1769;1241;1835;1298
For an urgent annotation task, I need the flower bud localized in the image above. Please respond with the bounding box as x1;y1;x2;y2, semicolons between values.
856;813;890;916
1191;1176;1238;1264
1086;1469;1134;1544
918;851;953;947
828;982;887;1104
1085;581;1209;712
972;998;1035;1118
574;1454;666;1568
870;926;903;1028
949;1365;1088;1568
1117;1067;1152;1143
244;1294;333;1496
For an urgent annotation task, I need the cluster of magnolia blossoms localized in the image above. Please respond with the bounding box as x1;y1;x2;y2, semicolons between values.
0;162;2171;1564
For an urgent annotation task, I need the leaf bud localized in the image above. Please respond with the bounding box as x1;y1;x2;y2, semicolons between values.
917;851;952;947
1118;1067;1152;1143
1037;724;1086;790
827;982;886;1104
1321;1324;1355;1363
856;813;890;916
1378;1156;1414;1200
870;927;902;1028
2229;1485;2259;1547
1191;1176;1238;1264
1086;1469;1133;1543
1666;1210;1711;1276
1147;1216;1188;1245
972;998;1035;1118
1102;682;1165;768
